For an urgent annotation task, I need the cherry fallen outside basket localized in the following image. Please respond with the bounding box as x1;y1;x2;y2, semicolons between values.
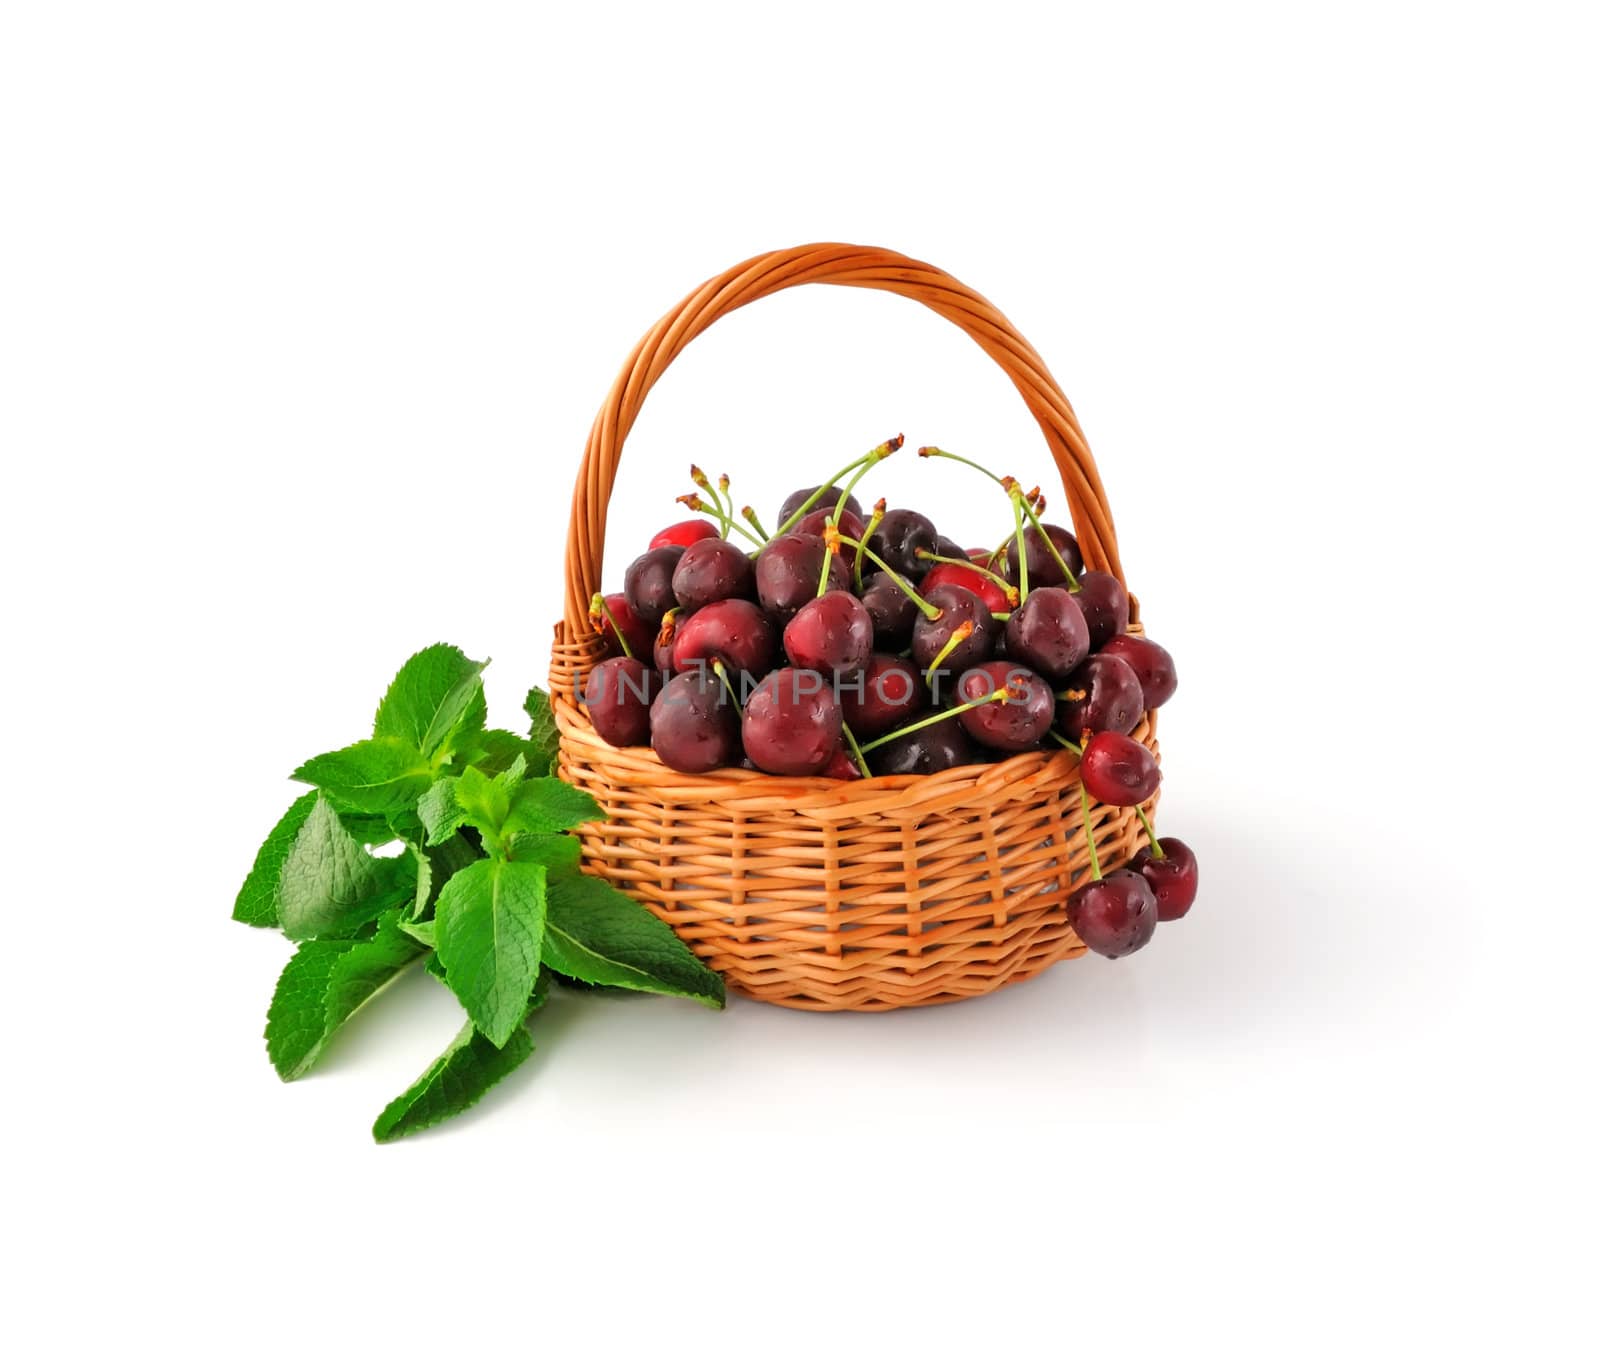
550;243;1159;1011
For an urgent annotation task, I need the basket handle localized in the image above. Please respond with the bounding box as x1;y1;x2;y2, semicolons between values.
561;242;1123;637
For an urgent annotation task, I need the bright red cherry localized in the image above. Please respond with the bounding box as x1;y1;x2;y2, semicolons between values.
1066;870;1158;957
1080;731;1161;806
1128;837;1198;921
919;560;1012;615
649;518;720;550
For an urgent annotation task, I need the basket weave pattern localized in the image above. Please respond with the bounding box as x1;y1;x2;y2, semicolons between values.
551;243;1158;1011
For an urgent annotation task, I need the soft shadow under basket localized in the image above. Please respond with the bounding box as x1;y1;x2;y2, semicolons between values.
550;243;1159;1011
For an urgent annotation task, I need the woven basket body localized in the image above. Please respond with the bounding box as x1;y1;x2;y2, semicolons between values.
551;243;1158;1011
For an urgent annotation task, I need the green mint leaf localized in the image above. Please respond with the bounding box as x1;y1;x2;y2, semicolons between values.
434;859;548;1046
523;685;560;774
505;831;581;878
292;737;435;815
400;918;436;948
233;792;317;927
541;875;724;1008
411;833;479;919
265;912;424;1080
504;776;603;835
417;777;467;845
373;644;488;761
463;728;544;777
453;763;513;837
277;794;413;941
370;1017;533;1144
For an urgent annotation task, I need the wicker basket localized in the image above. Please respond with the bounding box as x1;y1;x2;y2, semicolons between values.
550;243;1159;1011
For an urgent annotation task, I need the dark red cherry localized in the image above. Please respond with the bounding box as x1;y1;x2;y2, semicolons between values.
779;484;864;526
648;670;740;773
911;584;995;679
1006;522;1084;589
649;518;720;551
933;534;967;562
1099;634;1177;709
670;598;777;678
1056;654;1143;738
1128;837;1198;921
623;545;685;626
955;662;1054;751
840;654;928;739
755;532;849;623
919;560;1012;615
822;749;862;780
653;608;685;674
594;591;655;661
1066;870;1158;958
742;668;843;776
860;570;919;649
871;713;978;775
794;507;866;569
1003;586;1090;682
1080;731;1161;806
867;508;938;577
670;537;755;612
783;590;874;676
1072;571;1130;649
581;657;659;747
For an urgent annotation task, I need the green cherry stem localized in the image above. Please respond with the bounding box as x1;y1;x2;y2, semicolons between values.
914;548;1020;605
1136;804;1164;859
740;505;771;542
832;435;899;522
921;620;973;685
1010;484;1030;601
816;517;838;597
710;660;744;718
1079;783;1103;881
918;445;1008;489
832;531;941;619
1048;729;1083;755
859;689;1009;755
722;517;765;549
1018;493;1080;589
762;435;904;546
588;592;635;660
854;498;886;593
841;721;873;778
689;465;732;537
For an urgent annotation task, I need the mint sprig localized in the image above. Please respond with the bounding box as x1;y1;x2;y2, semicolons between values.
234;644;726;1140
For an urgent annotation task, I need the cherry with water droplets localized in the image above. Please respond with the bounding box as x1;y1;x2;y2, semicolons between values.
871;712;979;775
741;668;843;776
1055;653;1143;737
779;484;864;526
860;570;919;648
623;545;685;626
649;518;720;551
1067;869;1158;958
822;749;862;780
867;508;938;577
1006;522;1084;589
840;654;928;739
593;591;655;661
1003;585;1090;682
1072;571;1130;649
755;532;849;623
794;507;866;569
955;662;1055;751
919;559;1013;615
582;657;660;748
670;598;777;678
653;608;685;674
784;590;874;676
671;537;755;611
1099;634;1177;709
649;669;741;773
1080;731;1161;806
1128;837;1198;921
911;584;995;678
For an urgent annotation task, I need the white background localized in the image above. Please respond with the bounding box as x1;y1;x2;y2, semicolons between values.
4;3;1596;1361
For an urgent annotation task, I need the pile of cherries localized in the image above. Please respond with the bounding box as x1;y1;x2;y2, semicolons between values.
580;437;1199;956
